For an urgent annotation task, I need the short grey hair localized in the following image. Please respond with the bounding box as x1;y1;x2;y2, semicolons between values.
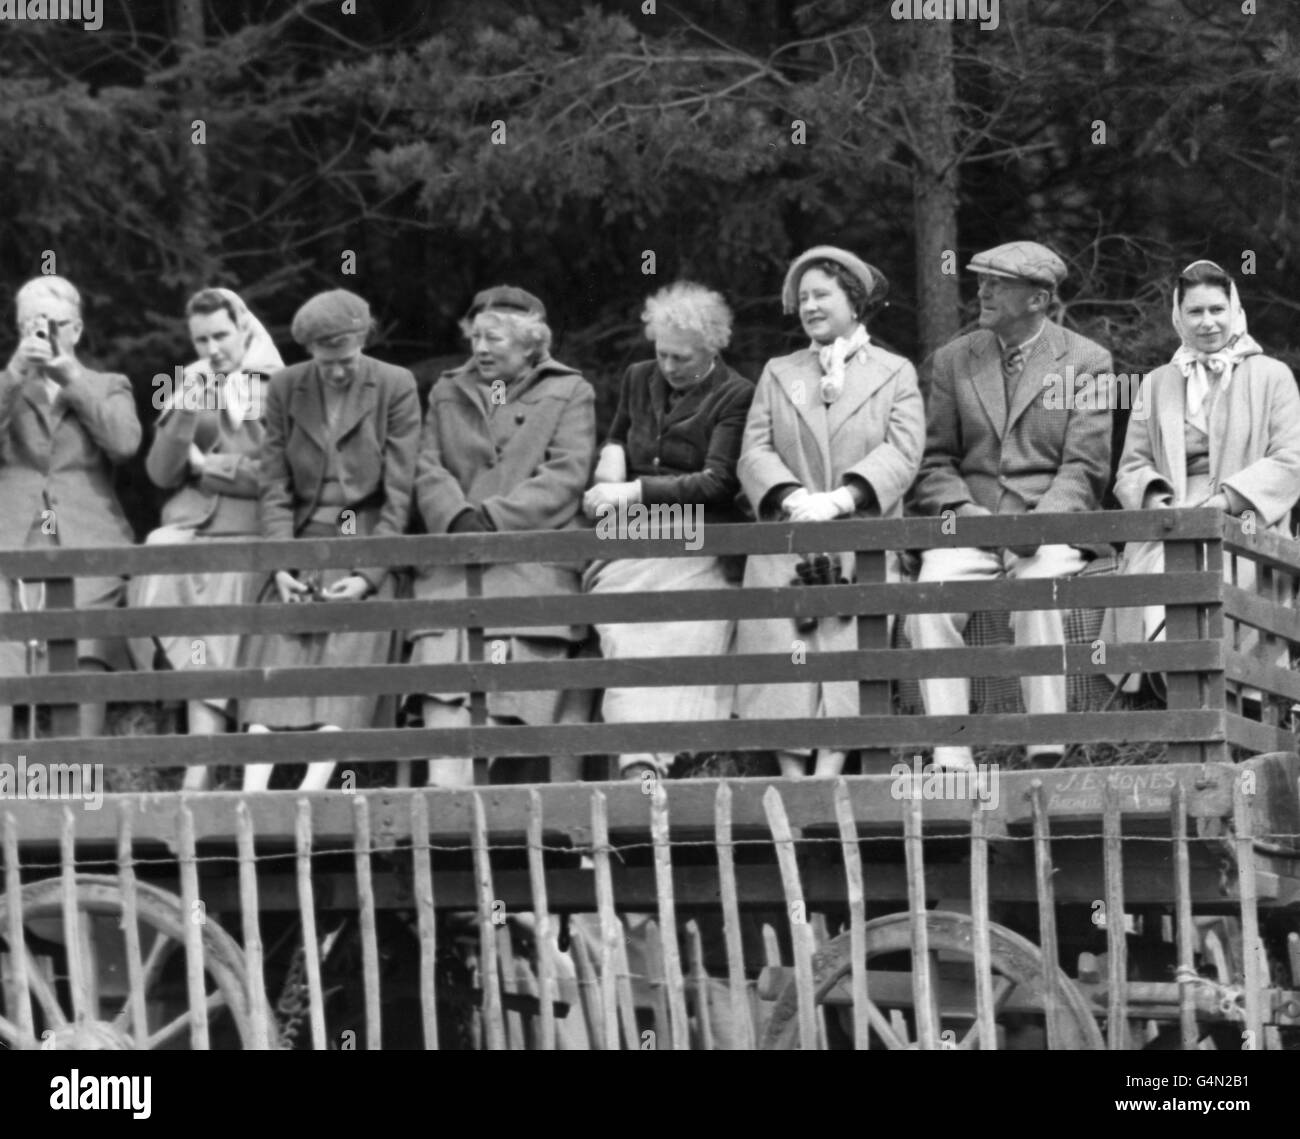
460;309;553;362
16;275;82;316
641;281;732;352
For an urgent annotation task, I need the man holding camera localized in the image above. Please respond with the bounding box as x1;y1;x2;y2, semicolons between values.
0;274;141;739
907;242;1113;771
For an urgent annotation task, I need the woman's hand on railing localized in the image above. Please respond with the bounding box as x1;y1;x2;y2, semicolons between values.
582;480;641;520
274;570;313;604
787;490;849;523
320;574;371;602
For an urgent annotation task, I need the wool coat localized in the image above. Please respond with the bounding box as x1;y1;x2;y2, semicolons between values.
412;356;596;640
146;389;267;534
734;341;925;721
0;364;140;549
1103;354;1300;669
1114;355;1300;527
910;322;1113;553
606;359;754;523
259;354;421;589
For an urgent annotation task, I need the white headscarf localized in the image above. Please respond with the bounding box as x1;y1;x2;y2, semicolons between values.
1169;262;1261;430
814;323;871;403
178;288;283;429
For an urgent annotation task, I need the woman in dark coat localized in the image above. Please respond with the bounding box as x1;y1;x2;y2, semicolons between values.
240;289;421;791
581;281;753;779
410;286;596;787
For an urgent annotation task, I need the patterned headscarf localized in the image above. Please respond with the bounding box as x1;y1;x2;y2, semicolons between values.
1169;261;1261;429
182;288;283;428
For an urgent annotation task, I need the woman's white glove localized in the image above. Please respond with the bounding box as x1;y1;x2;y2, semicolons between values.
788;487;856;522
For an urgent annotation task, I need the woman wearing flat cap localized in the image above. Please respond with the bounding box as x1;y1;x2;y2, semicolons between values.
735;246;925;778
239;288;421;791
410;285;596;787
1104;259;1300;694
581;281;754;781
129;287;283;787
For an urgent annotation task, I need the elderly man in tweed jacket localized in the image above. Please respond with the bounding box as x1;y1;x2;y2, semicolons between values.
908;241;1113;771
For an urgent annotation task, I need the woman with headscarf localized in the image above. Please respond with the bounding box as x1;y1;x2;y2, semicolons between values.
735;246;925;778
239;289;421;791
129;288;283;784
1105;260;1300;690
581;281;753;780
410;286;595;788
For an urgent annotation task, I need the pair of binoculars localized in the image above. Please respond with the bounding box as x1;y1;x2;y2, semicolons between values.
789;554;849;633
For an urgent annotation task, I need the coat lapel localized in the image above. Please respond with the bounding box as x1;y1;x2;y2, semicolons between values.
773;354;832;489
1157;367;1188;505
826;349;890;440
968;334;1007;437
334;361;379;441
1005;325;1062;435
288;368;327;451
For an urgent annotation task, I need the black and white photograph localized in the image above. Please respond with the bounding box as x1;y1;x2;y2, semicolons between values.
0;0;1297;1097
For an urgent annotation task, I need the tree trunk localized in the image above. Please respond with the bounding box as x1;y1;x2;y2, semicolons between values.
908;19;962;358
175;0;214;287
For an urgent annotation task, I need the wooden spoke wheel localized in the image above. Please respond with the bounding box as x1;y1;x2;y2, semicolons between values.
761;911;1104;1050
0;875;262;1050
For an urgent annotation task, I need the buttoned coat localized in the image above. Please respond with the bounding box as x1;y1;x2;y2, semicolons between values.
910;322;1113;551
146;388;267;534
1114;355;1300;529
259;354;421;589
0;364;140;549
734;341;925;720
413;356;596;640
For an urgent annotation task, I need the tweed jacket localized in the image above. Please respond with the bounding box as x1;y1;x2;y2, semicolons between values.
1115;355;1300;533
606;359;754;523
146;387;267;535
413;355;596;639
737;341;925;518
910;322;1113;548
0;363;140;548
259;354;421;590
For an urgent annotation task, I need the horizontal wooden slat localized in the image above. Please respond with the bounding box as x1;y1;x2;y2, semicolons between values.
1224;714;1299;756
0;766;1242;847
0;640;1224;705
0;511;1230;580
1223;584;1300;642
1221;521;1300;577
0;572;1222;641
0;710;1228;767
1224;651;1300;703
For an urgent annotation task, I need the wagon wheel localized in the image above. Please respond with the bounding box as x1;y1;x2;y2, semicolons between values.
0;874;262;1050
761;911;1104;1050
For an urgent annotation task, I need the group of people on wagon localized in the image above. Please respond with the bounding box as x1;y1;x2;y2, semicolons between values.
1;243;1297;788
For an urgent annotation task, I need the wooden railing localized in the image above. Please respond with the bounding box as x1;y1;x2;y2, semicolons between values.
0;508;1296;771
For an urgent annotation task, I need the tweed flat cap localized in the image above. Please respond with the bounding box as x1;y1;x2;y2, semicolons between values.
966;241;1067;289
291;289;371;347
781;246;888;314
465;285;547;322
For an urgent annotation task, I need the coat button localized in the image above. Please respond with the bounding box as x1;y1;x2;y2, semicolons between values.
653;456;660;467
515;413;525;425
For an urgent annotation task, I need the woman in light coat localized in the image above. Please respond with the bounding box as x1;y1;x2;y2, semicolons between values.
410;286;596;787
0;275;141;740
129;288;282;784
1105;260;1300;691
735;246;925;778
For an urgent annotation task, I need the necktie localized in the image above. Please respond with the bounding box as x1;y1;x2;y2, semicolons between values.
1001;344;1025;382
